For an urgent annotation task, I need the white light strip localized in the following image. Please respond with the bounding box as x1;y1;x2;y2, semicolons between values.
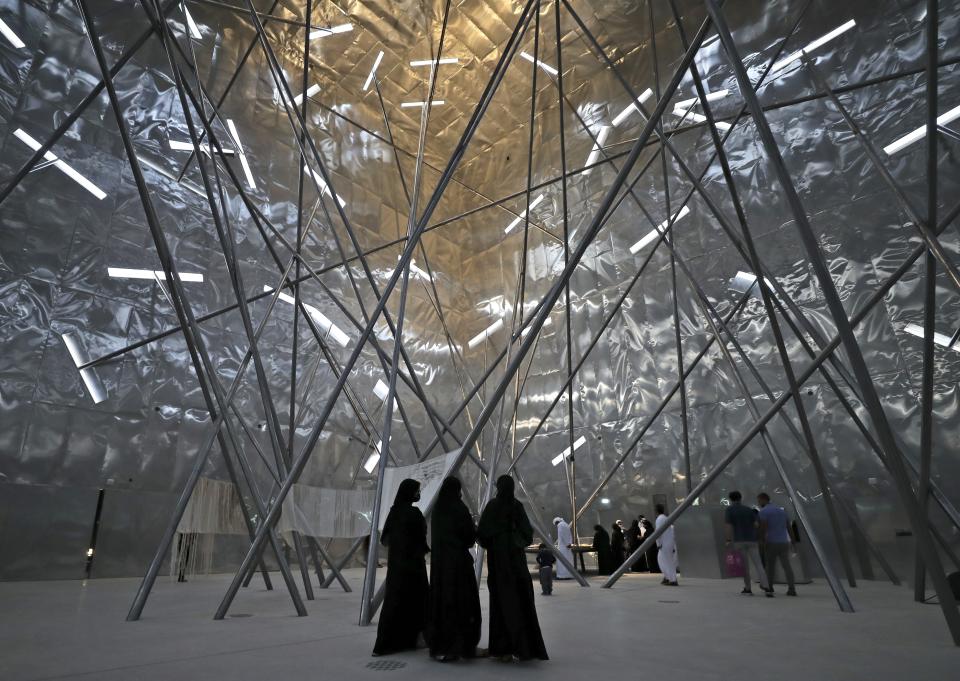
673;89;729;112
373;379;400;411
883;103;960;155
769;19;857;75
400;100;445;108
265;285;350;347
364;451;381;474
303;163;347;207
293;83;321;106
168;139;235;156
310;23;353;39
410;57;459;67
0;18;25;49
226;120;256;190
363;50;385;92
611;88;654;127
520;317;553;337
903;323;960;352
504;193;546;234
61;333;107;404
467;318;505;348
628;205;691;254
520;51;558;76
551;435;586;466
108;267;204;283
729;270;775;297
672;110;731;131
183;5;202;40
583;126;611;175
13;129;107;200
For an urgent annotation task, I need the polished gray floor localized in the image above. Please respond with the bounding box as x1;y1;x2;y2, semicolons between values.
0;568;954;680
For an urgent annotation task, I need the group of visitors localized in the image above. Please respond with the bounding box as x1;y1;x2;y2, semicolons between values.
373;475;548;663
724;491;797;597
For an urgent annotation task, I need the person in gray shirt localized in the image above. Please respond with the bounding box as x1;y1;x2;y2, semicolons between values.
757;492;797;597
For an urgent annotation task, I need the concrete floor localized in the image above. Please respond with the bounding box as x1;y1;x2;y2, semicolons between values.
0;568;954;681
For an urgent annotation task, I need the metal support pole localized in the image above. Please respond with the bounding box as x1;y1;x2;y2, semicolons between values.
706;0;960;643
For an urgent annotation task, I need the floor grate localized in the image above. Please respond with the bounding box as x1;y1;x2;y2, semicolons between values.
366;660;407;671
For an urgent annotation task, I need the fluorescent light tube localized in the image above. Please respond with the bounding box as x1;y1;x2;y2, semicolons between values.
364;452;380;474
672;110;731;130
401;100;445;108
903;323;960;351
399;256;431;281
363;50;385;92
883;103;960;155
293;83;321;106
61;332;108;404
226;119;256;190
303;163;347;208
583;126;611;175
108;267;203;282
520;51;558;76
611;88;654;127
728;270;774;297
13;128;107;200
551;435;586;466
265;285;350;347
310;23;353;39
410;57;459;67
673;90;729;111
520;317;553;337
504;194;546;234
467;318;505;348
168;139;235;156
769;20;857;75
183;5;202;40
628;205;690;254
0;18;25;48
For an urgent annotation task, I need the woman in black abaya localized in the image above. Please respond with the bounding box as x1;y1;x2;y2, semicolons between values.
427;477;482;662
592;524;614;575
610;522;626;568
372;479;429;656
477;475;548;662
625;519;646;571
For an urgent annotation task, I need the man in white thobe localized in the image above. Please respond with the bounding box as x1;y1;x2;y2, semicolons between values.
553;517;575;580
654;504;679;585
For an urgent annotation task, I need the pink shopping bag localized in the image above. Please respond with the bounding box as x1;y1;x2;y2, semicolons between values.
725;549;745;578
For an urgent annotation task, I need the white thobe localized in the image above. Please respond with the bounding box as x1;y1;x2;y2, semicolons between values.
555;520;575;579
655;513;678;581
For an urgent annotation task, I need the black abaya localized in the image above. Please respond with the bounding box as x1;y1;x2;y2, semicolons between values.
373;479;430;656
641;518;659;573
610;525;626;567
625;520;647;571
592;526;614;575
427;477;482;659
477;476;548;661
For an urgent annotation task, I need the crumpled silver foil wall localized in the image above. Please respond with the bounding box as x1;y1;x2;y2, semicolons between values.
0;0;958;586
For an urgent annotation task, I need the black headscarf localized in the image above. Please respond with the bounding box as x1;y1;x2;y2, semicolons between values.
435;476;462;511
496;474;515;500
393;478;421;506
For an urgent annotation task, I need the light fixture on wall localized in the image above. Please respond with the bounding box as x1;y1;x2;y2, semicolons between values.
768;19;857;76
903;323;960;352
672;90;731;130
504;194;546;234
168;140;235;156
410;57;459;67
293;83;321;106
226;120;256;190
182;4;202;40
520;51;558;76
401;100;445;108
628;205;690;254
467;318;505;348
583;126;611;175
728;270;774;297
13;129;107;200
551;435;586;466
303;164;347;207
264;285;350;347
883;103;960;156
309;23;353;40
108;267;204;283
0;17;25;48
362;50;385;92
61;332;108;404
611;88;654;127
